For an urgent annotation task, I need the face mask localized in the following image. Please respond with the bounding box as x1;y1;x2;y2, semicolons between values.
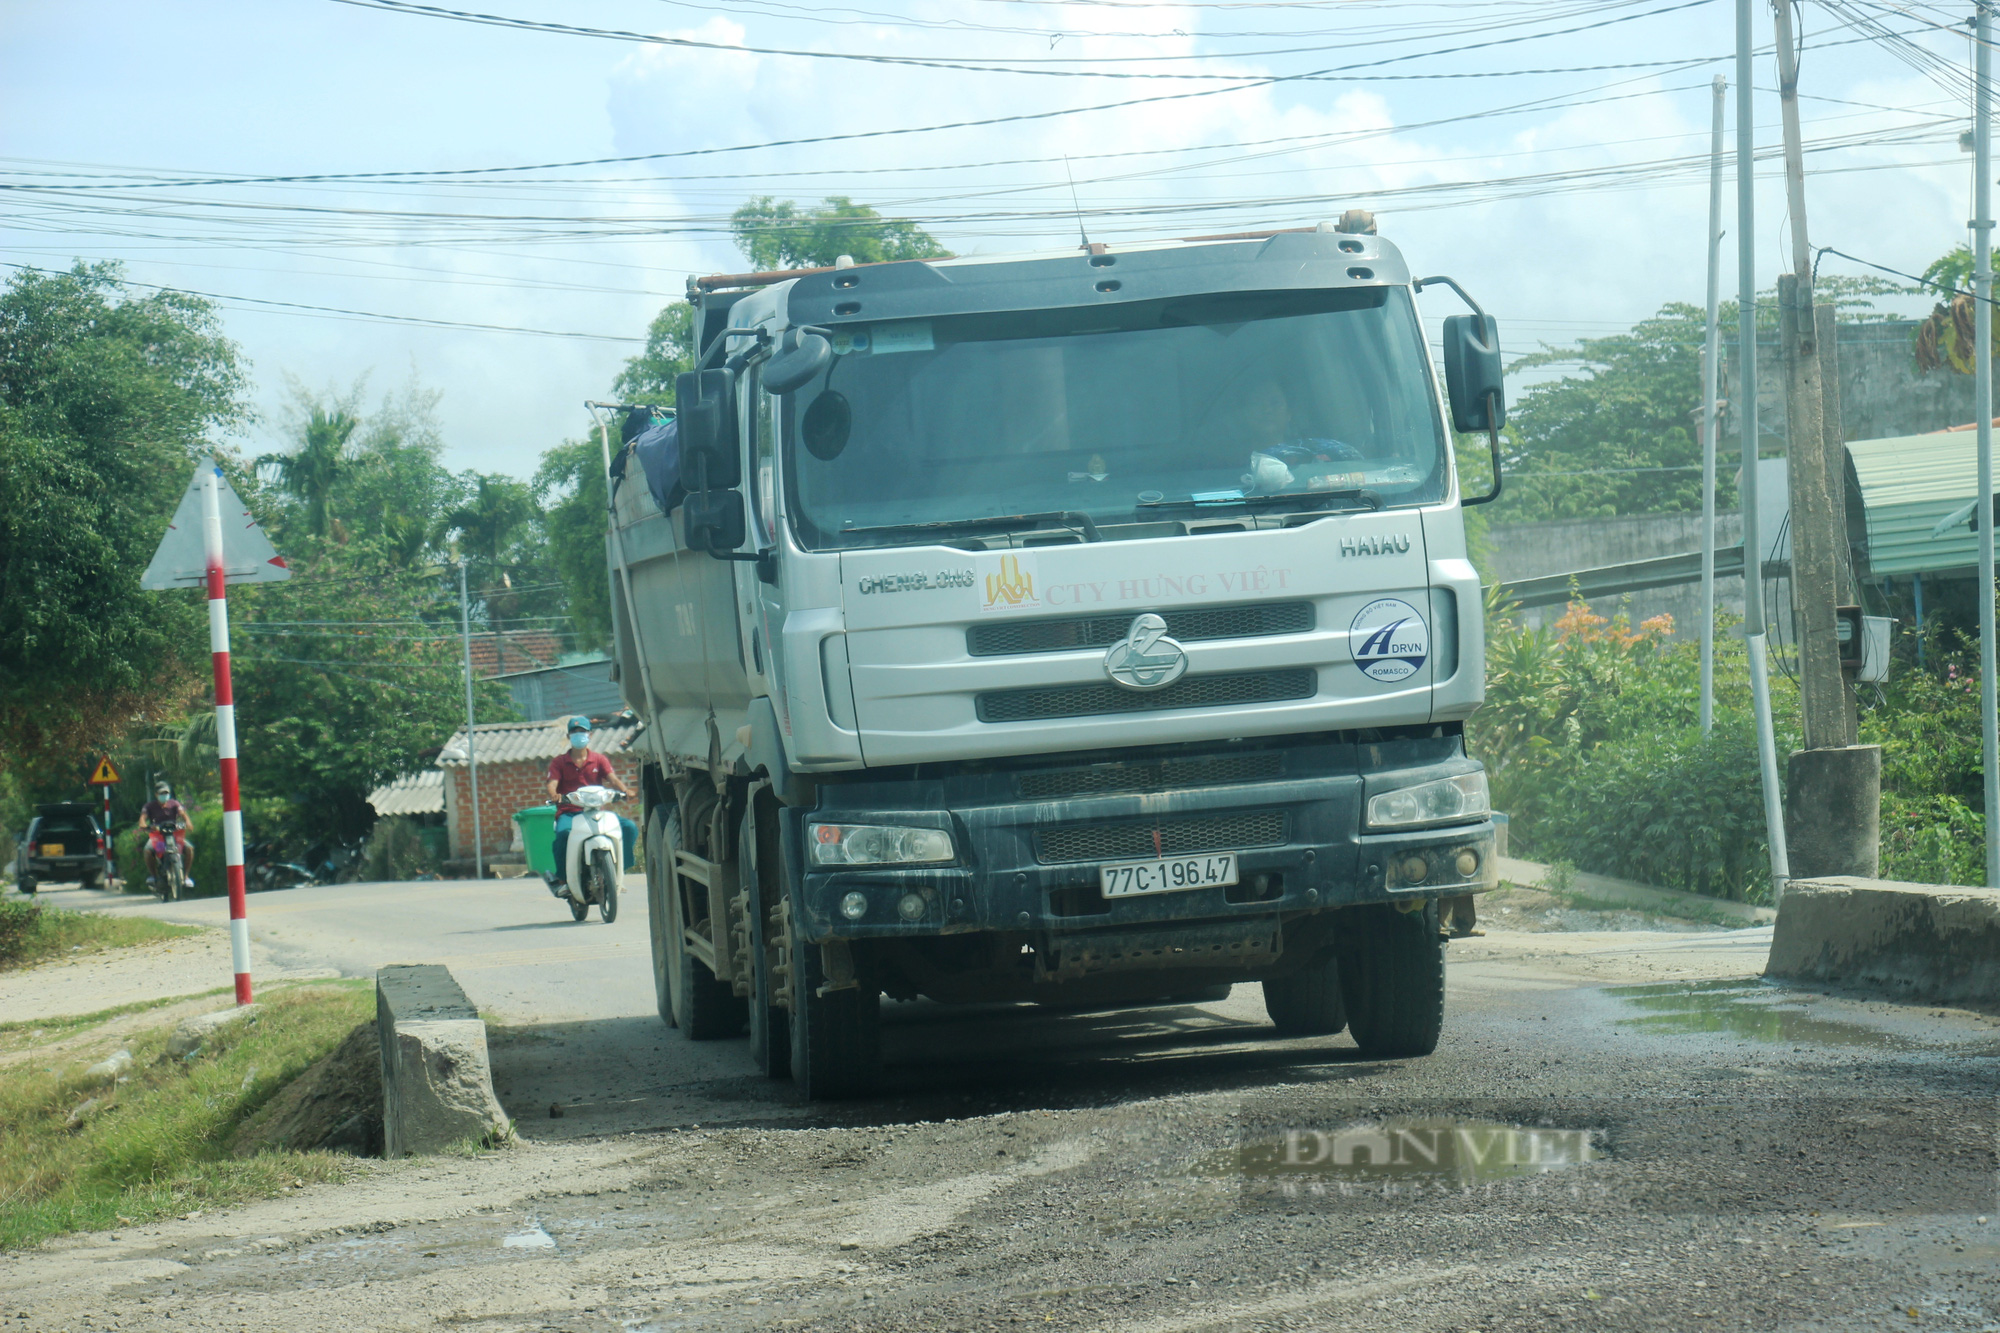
568;733;589;749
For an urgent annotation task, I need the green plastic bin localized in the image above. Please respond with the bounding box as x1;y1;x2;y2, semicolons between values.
513;804;559;878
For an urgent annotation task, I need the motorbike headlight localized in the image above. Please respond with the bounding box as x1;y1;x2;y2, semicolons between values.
1366;772;1490;829
809;823;955;866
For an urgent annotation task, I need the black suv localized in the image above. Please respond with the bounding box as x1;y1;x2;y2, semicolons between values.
13;803;109;893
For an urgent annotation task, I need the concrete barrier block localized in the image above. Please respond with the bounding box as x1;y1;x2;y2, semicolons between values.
1766;877;2000;1006
376;964;509;1157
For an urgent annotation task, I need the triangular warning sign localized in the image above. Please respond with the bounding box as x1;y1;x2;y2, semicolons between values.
89;756;121;785
141;459;291;590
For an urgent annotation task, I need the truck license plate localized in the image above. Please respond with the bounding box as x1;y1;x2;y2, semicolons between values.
41;844;63;857
1100;853;1238;898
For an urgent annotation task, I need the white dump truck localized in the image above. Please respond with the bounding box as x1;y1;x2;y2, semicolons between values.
601;214;1506;1097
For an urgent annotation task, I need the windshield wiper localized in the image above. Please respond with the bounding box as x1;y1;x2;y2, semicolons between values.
1137;489;1383;515
837;510;1102;544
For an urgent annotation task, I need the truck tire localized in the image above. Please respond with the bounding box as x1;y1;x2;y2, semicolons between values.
787;922;880;1101
17;879;34;895
653;806;744;1040
1262;960;1347;1035
1338;901;1445;1059
740;803;789;1078
644;812;676;1025
592;848;620;924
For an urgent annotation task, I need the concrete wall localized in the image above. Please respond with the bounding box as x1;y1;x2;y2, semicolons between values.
1486;511;1745;639
1723;320;2000;445
441;755;643;858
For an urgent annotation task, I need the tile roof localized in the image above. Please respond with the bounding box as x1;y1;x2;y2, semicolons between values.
367;769;445;817
435;716;642;767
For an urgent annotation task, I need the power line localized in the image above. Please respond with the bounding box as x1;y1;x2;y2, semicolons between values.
0;262;644;342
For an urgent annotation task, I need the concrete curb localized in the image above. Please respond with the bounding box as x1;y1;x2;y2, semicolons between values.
1766;877;2000;1007
1496;856;1775;926
377;964;509;1157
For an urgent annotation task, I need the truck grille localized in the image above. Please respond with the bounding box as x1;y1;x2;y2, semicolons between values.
976;669;1315;723
1037;812;1287;864
1018;751;1284;800
967;602;1313;657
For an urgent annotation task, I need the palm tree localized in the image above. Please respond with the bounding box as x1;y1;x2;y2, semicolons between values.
260;407;359;539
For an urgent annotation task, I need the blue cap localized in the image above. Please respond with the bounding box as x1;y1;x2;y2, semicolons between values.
566;716;591;733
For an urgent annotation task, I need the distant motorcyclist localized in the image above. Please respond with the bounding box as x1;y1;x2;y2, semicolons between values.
546;717;636;895
140;782;194;890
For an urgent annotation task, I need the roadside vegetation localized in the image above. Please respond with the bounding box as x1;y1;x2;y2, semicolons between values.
0;900;198;971
1475;595;1990;899
0;982;373;1250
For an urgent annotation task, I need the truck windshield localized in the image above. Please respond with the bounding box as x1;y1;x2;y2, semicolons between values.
783;286;1445;551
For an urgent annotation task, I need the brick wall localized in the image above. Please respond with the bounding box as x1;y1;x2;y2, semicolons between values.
443;754;644;857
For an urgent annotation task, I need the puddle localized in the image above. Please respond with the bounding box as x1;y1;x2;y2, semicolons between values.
1606;979;1920;1049
502;1222;557;1249
1205;1119;1601;1187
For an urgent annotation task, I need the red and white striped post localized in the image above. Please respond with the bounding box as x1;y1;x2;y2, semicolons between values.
200;464;252;1005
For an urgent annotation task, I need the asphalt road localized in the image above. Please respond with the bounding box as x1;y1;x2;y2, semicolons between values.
10;877;1999;1332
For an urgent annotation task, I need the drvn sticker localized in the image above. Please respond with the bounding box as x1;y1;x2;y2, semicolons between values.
1349;598;1428;683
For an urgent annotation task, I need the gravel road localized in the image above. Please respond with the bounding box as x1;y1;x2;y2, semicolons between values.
4;878;1996;1331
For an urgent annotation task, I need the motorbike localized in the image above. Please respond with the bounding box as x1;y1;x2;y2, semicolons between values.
148;823;188;902
247;840;315;892
552;785;623;923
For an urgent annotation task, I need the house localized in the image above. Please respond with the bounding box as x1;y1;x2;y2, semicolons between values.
493;653;623;722
367;715;644;864
434;716;643;861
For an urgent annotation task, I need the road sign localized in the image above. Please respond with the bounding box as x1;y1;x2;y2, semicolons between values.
140;459;290;590
88;756;121;786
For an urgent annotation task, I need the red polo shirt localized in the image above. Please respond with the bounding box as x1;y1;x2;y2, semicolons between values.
548;749;616;814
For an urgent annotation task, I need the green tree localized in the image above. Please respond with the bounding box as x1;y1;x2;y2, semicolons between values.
534;439;613;652
730;195;952;272
259;406;358;541
612;303;696;405
0;262;246;776
229;542;514;839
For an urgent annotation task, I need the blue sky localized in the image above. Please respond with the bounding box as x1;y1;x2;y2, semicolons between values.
0;0;1975;479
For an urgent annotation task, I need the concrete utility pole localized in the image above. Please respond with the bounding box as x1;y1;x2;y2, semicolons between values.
460;559;485;882
1701;74;1728;735
1771;0;1880;880
1976;0;1999;888
1740;0;1791;900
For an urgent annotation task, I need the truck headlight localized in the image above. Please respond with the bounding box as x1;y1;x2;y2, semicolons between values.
1366;772;1490;829
809;823;955;866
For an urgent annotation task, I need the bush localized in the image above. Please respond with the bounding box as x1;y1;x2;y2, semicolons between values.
0;900;41;964
1879;793;1984;886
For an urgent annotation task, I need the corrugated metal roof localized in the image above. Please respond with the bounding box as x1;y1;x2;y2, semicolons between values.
367;770;444;817
1848;432;1986;577
435;716;642;767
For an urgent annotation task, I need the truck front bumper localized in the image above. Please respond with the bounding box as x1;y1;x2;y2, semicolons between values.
784;730;1497;943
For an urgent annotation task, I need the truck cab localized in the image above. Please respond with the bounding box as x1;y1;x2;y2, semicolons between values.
606;218;1505;1097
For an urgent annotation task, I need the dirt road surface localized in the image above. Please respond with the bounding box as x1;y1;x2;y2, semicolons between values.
5;878;1996;1332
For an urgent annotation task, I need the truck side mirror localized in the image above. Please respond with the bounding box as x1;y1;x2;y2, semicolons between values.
763;328;833;395
1441;314;1505;434
674;368;741;490
684;489;746;554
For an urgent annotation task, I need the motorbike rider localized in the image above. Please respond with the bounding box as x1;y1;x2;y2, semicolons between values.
140;782;194;890
545;716;636;896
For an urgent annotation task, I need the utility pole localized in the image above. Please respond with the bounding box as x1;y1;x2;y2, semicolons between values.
1701;74;1728;735
1977;0;1999;887
1772;0;1881;882
1740;0;1791;902
459;559;485;882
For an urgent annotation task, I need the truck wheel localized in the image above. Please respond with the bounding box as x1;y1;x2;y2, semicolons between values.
1262;960;1346;1035
1338;901;1445;1059
740;802;789;1078
592;848;620;924
657;806;745;1040
787;922;880;1101
81;872;102;890
645;812;676;1025
17;879;34;895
